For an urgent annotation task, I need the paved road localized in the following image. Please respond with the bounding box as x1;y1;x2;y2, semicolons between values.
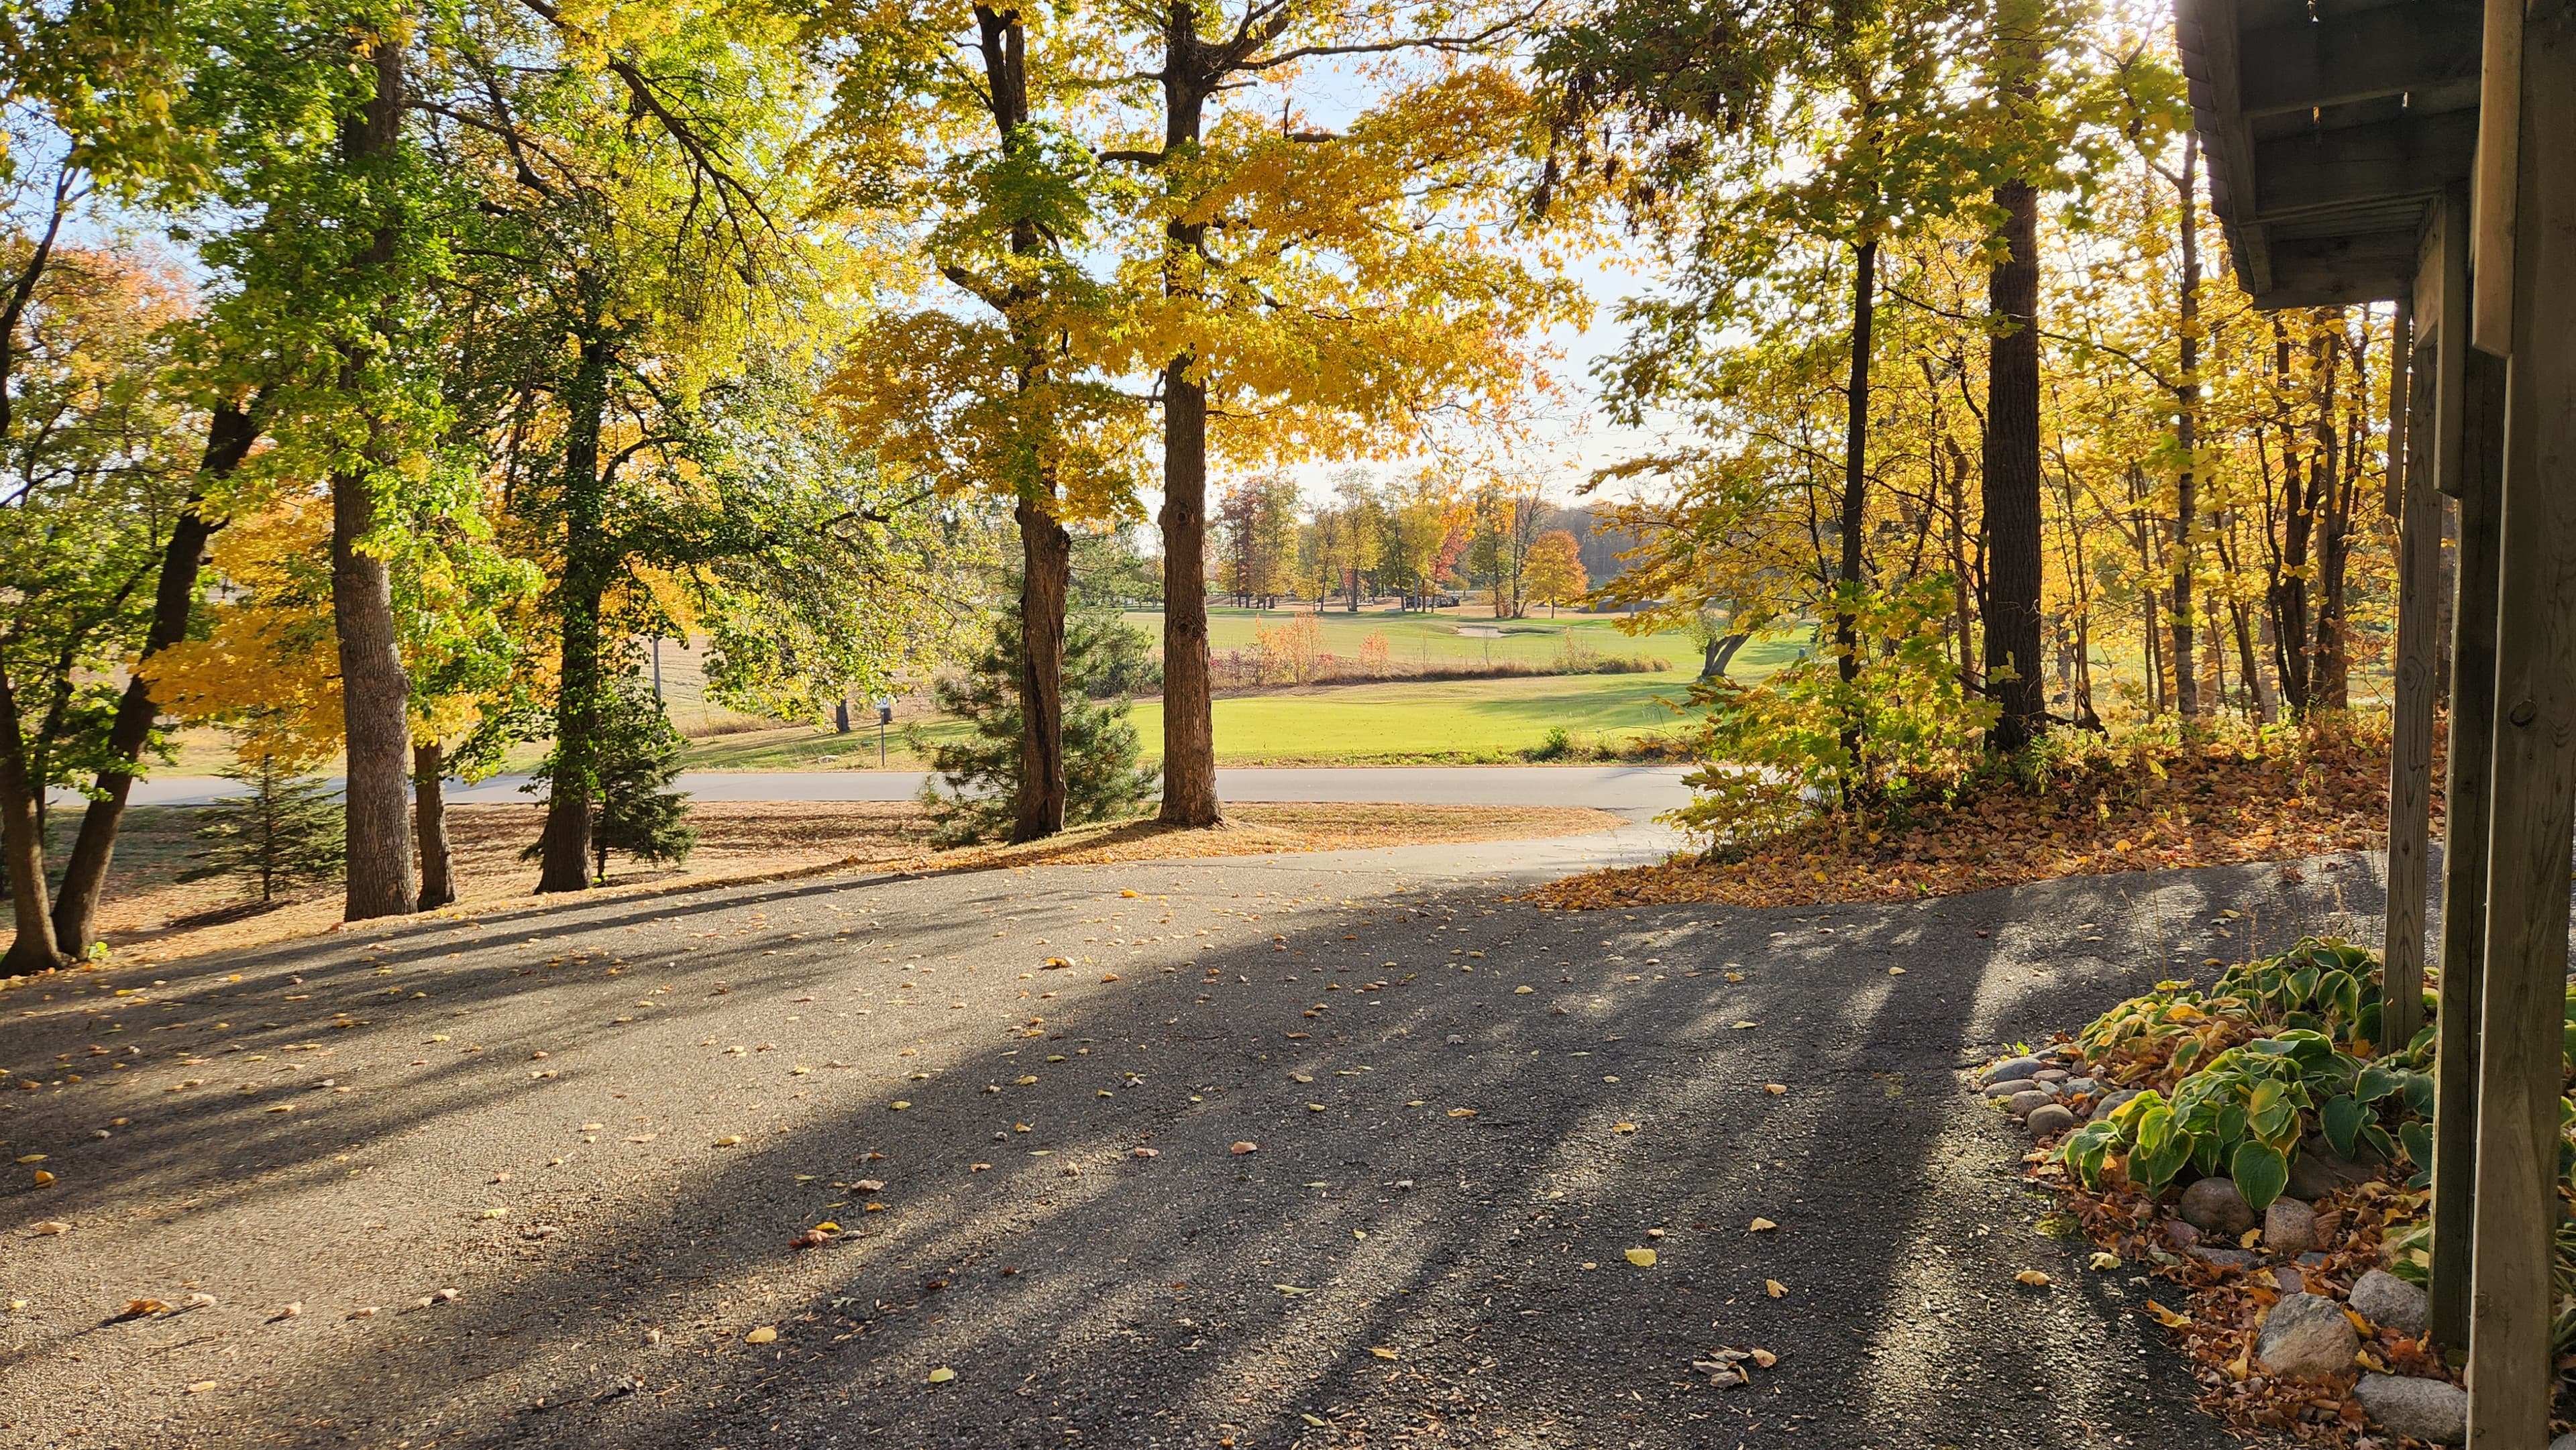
93;764;1700;815
0;832;2376;1448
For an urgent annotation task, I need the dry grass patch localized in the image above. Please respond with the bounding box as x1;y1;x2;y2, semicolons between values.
15;799;1620;970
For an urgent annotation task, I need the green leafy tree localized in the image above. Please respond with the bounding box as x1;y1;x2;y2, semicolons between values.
523;668;695;883
182;752;345;903
914;603;1159;848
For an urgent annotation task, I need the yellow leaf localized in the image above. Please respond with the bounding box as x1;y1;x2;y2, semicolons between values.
1765;1279;1786;1298
185;1381;218;1394
2014;1270;2051;1287
890;1101;911;1111
1749;1348;1777;1368
714;1135;743;1147
1274;1284;1309;1296
1888;966;1906;975
2145;1300;2192;1329
2089;1252;2122;1271
2239;1228;2261;1249
1749;1217;1777;1232
1446;1107;1477;1118
1015;1075;1038;1085
745;1326;777;1344
1515;985;1534;994
1119;889;1140;898
1763;1083;1786;1095
1612;1121;1638;1135
1624;1247;1657;1267
1725;972;1745;983
1371;1347;1399;1361
13;1154;44;1164
928;1367;956;1384
32;1170;53;1186
814;1221;839;1233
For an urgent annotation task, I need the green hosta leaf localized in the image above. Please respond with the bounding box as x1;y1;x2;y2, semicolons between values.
2398;1121;2433;1170
2133;1133;2192;1192
2356;1065;2401;1104
2171;1037;2206;1076
2402;1071;2435;1117
2359;1123;2398;1164
2322;1095;2366;1159
2231;1140;2290;1211
2289;966;2320;1005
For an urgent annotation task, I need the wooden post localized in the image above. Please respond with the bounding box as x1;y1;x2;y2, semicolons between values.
2381;296;2431;1054
2465;11;2576;1443
2429;197;2506;1351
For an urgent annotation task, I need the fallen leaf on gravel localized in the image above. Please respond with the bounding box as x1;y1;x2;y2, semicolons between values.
792;1229;832;1249
1725;972;1744;983
1371;1347;1399;1361
1302;1413;1328;1427
273;1303;301;1320
1515;985;1534;994
1446;1107;1477;1119
2088;1252;2123;1271
928;1367;956;1384
581;1123;603;1131
971;1162;992;1171
120;1299;174;1319
266;1103;295;1114
890;1101;911;1111
1766;1280;1786;1298
1131;1148;1160;1158
1290;1073;1313;1084
1625;1247;1658;1267
853;1179;885;1192
347;1306;378;1319
1120;889;1140;898
433;1288;458;1302
13;1154;43;1164
30;1221;68;1235
1888;966;1907;975
186;1381;217;1394
1730;1021;1759;1030
1748;1218;1776;1232
32;1170;52;1186
478;1208;508;1219
1274;1284;1309;1296
1231;1141;1259;1154
1014;1075;1038;1085
2014;1270;2051;1287
1043;958;1072;969
2145;1301;2192;1329
1749;1348;1778;1368
714;1135;743;1147
746;1326;777;1344
186;1293;217;1308
1763;1083;1786;1095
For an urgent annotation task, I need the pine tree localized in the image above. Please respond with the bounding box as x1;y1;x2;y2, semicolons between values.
914;606;1159;848
182;753;345;903
525;670;694;885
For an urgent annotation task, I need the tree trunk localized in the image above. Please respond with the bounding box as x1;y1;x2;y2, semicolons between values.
0;669;64;972
1833;237;1878;795
331;33;417;921
1013;498;1071;841
1155;48;1220;828
537;329;614;893
50;402;258;955
2314;317;2363;710
414;740;455;910
1983;180;2046;749
2167;135;2204;718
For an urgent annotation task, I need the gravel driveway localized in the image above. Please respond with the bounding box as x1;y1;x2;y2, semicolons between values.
0;829;2381;1448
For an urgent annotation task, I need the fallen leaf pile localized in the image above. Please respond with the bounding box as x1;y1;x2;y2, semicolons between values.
1527;718;2400;910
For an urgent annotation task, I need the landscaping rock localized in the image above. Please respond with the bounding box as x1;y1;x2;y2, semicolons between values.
2296;1252;2330;1268
1984;1079;2039;1101
2092;1089;2141;1121
2264;1196;2319;1256
2271;1265;2310;1294
2287;1137;2374;1200
2005;1090;2055;1117
2354;1373;2465;1444
2549;1433;2576;1450
1983;1056;2051;1086
2180;1177;2256;1237
2163;1219;2200;1248
2349;1268;2430;1336
2192;1247;2259;1270
2256;1292;2361;1380
2061;1077;2100;1096
2034;1068;2070;1083
2025;1104;2077;1137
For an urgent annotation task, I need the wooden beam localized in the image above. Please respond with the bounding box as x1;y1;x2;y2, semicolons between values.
2381;296;2432;1056
2251;109;2480;220
2469;0;2523;353
2237;1;2483;118
2465;13;2576;1441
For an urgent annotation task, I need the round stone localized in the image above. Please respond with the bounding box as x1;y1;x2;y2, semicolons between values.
2179;1176;2256;1237
2255;1292;2360;1380
2091;1088;2141;1121
2263;1196;2319;1256
1984;1078;2040;1101
2025;1103;2078;1137
2349;1268;2430;1337
1982;1056;2051;1086
2355;1372;2466;1443
2005;1090;2055;1117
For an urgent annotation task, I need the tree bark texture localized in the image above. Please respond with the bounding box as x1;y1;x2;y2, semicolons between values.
1013;498;1071;842
414;740;455;911
1155;30;1220;828
331;33;417;921
537;329;614;893
0;667;63;972
50;402;258;956
1982;180;2047;750
2167;136;2204;718
1833;238;1877;791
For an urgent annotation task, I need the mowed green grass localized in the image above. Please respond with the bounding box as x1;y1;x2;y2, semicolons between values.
1179;605;1712;672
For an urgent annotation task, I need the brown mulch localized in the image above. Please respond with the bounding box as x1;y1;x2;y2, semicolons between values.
14;799;1620;972
1528;723;2403;910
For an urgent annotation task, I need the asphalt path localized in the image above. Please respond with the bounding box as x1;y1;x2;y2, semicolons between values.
0;828;2379;1449
91;765;1699;815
